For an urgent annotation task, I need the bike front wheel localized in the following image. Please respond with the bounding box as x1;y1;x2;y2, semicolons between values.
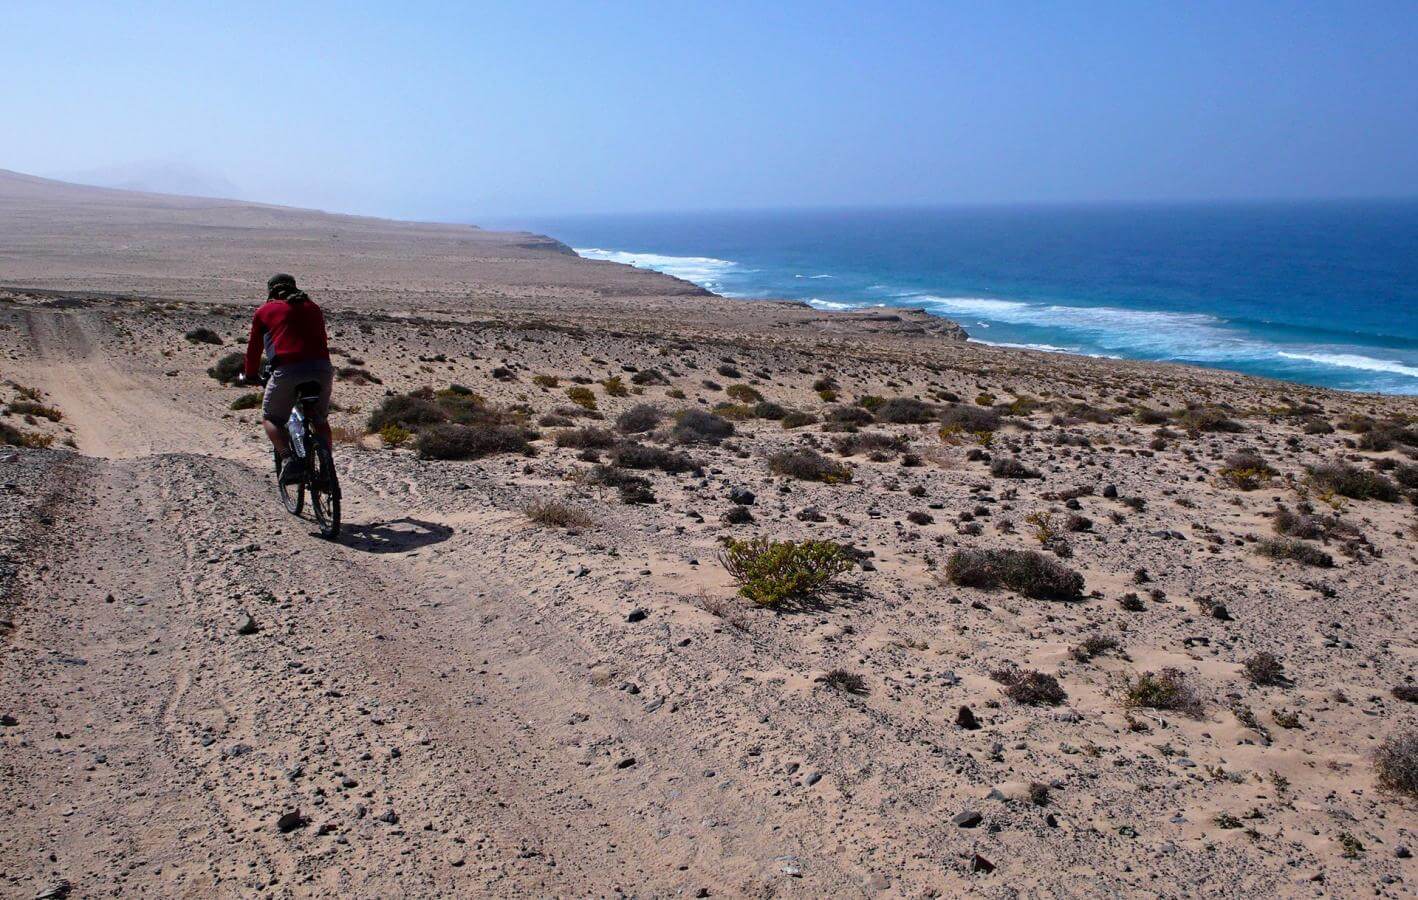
308;437;341;539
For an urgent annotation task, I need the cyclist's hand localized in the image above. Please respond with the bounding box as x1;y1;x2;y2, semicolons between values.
236;372;249;386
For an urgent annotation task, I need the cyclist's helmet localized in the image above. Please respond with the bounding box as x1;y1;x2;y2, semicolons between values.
267;273;297;298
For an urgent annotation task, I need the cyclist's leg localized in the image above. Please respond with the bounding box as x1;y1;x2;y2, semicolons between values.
310;368;336;448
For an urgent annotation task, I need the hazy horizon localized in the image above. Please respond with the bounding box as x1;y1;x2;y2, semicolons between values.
6;2;1418;220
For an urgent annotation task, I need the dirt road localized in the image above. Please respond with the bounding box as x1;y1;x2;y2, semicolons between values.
2;313;839;897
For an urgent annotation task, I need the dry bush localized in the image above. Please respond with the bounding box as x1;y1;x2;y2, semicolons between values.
941;403;1001;434
1071;634;1120;662
367;393;446;433
1121;668;1205;717
1374;730;1418;798
824;669;869;696
600;376;629;397
185;326;223;344
718;537;854;607
337;366;381;385
1306;462;1400;502
780;410;817;429
8;400;63;421
1177;406;1244;433
524;498;596;529
415;423;534;460
554;427;618;449
587;465;655;504
565;386;597;410
833;431;908;457
330;425;364;445
1242;651;1286;685
207;352;246;384
825;406;874;427
0;421;54;448
610;442;700;474
874;397;936;424
229;392;262;411
944;548;1084;600
725;383;763;403
1254;537;1334;568
767;448;852;484
991;668;1067;705
616;404;663;434
990;457;1040;479
672;409;734;444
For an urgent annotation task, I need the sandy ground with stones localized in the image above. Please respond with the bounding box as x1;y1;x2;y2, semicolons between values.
2;171;1417;898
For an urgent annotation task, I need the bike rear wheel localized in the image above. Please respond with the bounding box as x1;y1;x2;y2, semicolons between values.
276;447;304;514
308;436;341;539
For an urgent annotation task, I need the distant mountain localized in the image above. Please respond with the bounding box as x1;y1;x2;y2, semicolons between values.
52;161;243;201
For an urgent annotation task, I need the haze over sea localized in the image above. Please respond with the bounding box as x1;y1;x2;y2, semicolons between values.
500;203;1418;395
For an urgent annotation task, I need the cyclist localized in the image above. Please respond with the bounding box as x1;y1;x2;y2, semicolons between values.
241;274;334;484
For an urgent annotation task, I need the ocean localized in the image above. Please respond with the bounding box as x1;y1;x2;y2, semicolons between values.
495;202;1418;395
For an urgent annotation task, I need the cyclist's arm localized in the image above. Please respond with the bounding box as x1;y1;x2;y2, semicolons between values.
244;309;266;380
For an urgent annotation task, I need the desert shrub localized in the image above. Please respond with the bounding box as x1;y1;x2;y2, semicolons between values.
229;392;263;411
1071;634;1120;663
716;363;742;379
630;369;667;386
1302;417;1334;435
718;537;854;607
712;402;756;420
1219;449;1276;490
826;406;874;427
991;668;1067;706
811;376;839;392
554;427;618;449
532;374;559;388
207;352;246;384
1242;652;1286;686
1178;406;1243;433
725;383;763;403
7;401;62;421
588;465;655;504
0;421;53;448
378;423;412;447
538;413;574;428
752;400;788;420
415;423;533;460
767;448;852;483
906;510;934;525
834;431;909;457
1374;730;1418;798
1135;407;1171;425
875;397;935;424
944;548;1084;600
1392;684;1418;703
824;669;869;696
780;410;816;429
990;457;1040;479
566;386;597;410
1307;462;1400;502
672;409;734;444
524;498;595;529
1121;668;1204;717
330;425;364;445
1393;463;1418;490
611;442;700;474
337;366;381;385
185;327;223;344
1254;538;1334;567
615;403;663;434
367;394;446;433
1272;506;1358;542
600;376;628;397
666;388;686;399
941;403;1001;433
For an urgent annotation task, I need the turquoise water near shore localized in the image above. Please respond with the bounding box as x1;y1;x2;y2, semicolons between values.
496;203;1418;394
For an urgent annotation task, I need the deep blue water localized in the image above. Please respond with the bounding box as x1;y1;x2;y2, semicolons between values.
492;203;1418;394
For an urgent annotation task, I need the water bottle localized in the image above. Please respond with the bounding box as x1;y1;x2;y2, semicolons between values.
287;409;307;458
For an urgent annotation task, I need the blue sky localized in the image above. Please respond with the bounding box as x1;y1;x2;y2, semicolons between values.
4;1;1417;218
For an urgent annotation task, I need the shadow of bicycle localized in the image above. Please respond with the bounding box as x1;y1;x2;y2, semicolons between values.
339;517;453;554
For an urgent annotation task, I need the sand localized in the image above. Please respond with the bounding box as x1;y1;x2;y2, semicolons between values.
1;170;1416;898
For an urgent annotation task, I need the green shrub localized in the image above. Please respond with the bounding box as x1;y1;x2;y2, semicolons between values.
566;386;597;410
1177;406;1244;433
944;548;1084;600
379;423;412;447
532;374;560;388
780;410;817;429
415;423;533;460
600;376;629;397
718;537;854;607
229;392;263;411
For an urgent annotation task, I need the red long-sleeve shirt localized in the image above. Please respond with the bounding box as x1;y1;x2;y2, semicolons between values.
244;298;331;378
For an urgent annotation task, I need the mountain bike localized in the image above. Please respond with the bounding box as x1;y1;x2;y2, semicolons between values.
259;365;341;538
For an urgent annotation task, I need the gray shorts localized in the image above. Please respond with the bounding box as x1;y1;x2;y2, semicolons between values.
263;361;334;425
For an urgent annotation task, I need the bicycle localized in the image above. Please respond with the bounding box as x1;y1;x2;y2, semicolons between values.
255;365;342;539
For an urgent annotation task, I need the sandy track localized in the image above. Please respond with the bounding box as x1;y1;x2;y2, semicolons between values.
3;314;817;897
